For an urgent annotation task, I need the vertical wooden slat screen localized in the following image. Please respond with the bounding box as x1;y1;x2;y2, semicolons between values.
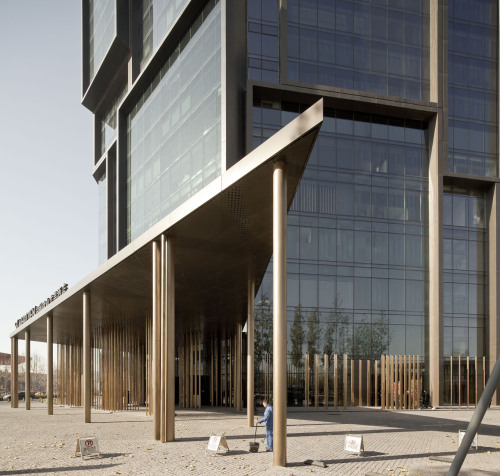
59;337;488;415
56;340;82;407
60;324;145;413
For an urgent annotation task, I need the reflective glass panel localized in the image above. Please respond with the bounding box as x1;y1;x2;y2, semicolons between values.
247;0;279;82
127;1;221;242
443;187;487;358
89;0;115;82
253;100;428;360
448;0;498;176
139;0;191;68
286;0;430;100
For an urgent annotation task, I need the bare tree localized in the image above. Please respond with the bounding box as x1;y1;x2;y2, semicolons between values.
31;353;47;394
289;305;305;369
352;311;390;360
254;294;273;371
306;308;321;371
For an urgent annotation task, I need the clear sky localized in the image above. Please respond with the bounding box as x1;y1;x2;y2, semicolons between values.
0;1;97;356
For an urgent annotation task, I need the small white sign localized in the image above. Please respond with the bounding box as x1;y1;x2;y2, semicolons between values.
76;436;100;458
207;434;229;454
458;430;478;450
344;434;364;455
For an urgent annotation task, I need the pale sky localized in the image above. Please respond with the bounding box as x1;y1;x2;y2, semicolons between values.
0;1;97;356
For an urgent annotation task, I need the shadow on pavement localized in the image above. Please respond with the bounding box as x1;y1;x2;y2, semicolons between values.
286;407;500;437
0;464;118;475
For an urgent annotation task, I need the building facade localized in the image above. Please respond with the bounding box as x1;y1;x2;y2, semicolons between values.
250;0;499;406
9;0;500;464
76;1;500;403
85;0;499;405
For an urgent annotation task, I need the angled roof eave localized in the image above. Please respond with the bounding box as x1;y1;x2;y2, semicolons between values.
10;99;324;344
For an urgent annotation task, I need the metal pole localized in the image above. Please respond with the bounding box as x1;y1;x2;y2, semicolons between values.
152;240;161;439
47;315;53;415
11;337;18;408
324;354;329;409
165;236;175;442
25;329;30;411
273;160;287;466
447;354;500;476
160;235;166;442
83;291;91;423
236;322;242;411
247;280;255;426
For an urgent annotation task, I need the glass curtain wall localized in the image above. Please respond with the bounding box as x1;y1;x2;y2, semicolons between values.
448;0;498;176
139;0;191;69
88;0;115;83
99;86;127;159
248;0;279;82
443;188;487;357
286;0;430;101
253;101;429;363
127;0;221;242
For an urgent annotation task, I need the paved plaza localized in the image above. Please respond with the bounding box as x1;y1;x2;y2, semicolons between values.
0;401;499;475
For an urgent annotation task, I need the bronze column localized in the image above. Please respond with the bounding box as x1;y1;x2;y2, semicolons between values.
83;291;91;423
11;337;18;408
152;240;161;439
247;279;255;426
428;0;444;407
160;235;167;442
25;329;30;410
47;315;53;415
273;160;287;466
165;236;175;441
236;322;242;411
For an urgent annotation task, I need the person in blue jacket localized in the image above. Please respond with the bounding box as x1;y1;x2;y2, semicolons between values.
256;398;273;452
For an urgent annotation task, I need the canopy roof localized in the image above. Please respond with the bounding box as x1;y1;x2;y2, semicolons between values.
11;100;323;344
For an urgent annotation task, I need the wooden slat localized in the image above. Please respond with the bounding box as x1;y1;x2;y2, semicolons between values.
343;354;347;409
333;354;338;410
324;354;329;409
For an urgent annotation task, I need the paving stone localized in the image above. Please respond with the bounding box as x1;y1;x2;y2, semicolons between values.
0;401;499;475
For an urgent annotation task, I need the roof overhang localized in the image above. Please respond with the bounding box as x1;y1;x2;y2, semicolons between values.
10;99;323;344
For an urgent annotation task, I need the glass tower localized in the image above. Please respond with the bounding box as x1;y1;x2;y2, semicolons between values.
81;0;500;405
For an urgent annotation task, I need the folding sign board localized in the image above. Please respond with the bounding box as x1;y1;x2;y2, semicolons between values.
207;433;229;454
344;434;364;455
458;430;478;450
76;436;100;459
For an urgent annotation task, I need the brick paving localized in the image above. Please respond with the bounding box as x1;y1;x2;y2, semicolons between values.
0;401;499;475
